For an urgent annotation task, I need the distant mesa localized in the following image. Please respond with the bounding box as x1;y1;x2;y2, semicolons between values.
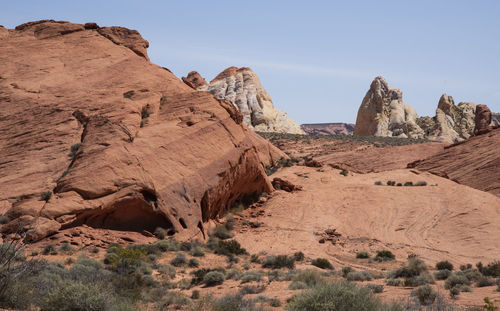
182;67;305;134
301;123;354;135
354;76;496;143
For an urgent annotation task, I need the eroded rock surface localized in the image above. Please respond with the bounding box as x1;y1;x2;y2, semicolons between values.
354;76;425;139
182;67;305;134
0;20;284;241
301;123;354;135
474;104;493;135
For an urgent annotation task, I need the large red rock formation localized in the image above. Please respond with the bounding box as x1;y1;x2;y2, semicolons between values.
474;104;493;135
0;20;284;241
182;71;207;89
408;128;500;196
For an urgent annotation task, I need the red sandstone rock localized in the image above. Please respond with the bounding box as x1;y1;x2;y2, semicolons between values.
272;178;302;192
305;160;323;168
0;20;284;242
182;71;208;89
474;104;493;135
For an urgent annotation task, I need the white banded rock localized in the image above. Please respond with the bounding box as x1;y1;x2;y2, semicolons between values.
183;67;305;134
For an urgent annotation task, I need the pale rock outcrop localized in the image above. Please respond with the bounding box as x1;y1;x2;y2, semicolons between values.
354;76;425;139
419;94;476;143
183;67;305;134
300;123;354;135
0;20;285;242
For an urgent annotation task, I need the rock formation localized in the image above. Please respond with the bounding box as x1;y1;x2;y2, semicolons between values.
418;94;476;143
408;128;500;197
182;67;305;134
474;104;493;135
354;77;479;143
354;76;425;139
0;20;285;242
300;123;355;135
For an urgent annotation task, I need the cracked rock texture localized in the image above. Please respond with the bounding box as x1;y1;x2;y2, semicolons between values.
0;20;284;241
183;67;305;134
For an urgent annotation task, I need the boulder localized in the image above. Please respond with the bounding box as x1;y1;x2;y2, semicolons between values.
272;178;302;192
0;20;285;241
189;67;305;134
354;76;425;139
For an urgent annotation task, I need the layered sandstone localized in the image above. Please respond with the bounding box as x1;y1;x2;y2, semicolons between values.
0;20;284;242
354;76;425;139
182;68;305;134
408;128;500;196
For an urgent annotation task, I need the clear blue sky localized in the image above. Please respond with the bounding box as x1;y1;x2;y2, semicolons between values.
2;0;499;123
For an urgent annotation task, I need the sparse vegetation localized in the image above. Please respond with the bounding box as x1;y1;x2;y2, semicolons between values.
311;258;333;270
346;270;373;282
153;227;166;239
203;271;225;286
262;255;295;269
40;191;52;202
436;260;454;271
170;252;187;267
69;143;81;158
356;251;370;259
374;181;383;185
375;250;395;261
293;251;305;262
412;284;437;305
211;225;234;240
340;169;348;176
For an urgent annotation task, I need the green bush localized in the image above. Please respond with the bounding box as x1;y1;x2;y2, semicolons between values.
311;258;333;270
262;255;295;269
340;169;348;176
356;251;370;259
388;258;427;278
403;272;434;287
157;292;192;310
210;294;261;311
188;258;200;268
476;275;494;287
415;181;427;186
158;264;176;279
40;191;52;202
434;269;451;280
212;225;234;240
240;271;261;283
341;266;353;278
290;269;324;288
204;271;225;287
375;250;395;261
412;285;437;305
171;252;187;267
213;240;247;256
404;182;413;186
386;278;404;287
346;271;373;282
286;281;396;311
153;238;179;252
386;181;396;186
59;242;73;253
445;273;471;289
436;260;453;271
190;246;205;257
42;280;108;311
364;284;384;294
477;261;500;277
449;286;460;298
153;227;166;239
293;251;305;262
106;247;146;275
69;143;81;158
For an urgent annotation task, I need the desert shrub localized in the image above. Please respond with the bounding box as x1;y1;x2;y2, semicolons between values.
250;254;260;263
436;260;453;271
59;242;73;253
397;183;402;186
364;284;384;294
42;244;57;255
412;284;437;305
90;247;99;254
69;143;81;158
204;271;225;287
375;250;395;261
190;246;205;257
476;275;494;287
311;258;333;270
387;181;396;186
342;266;354;278
42;280;108;311
210;294;262;311
158;264;176;279
386;278;404;287
449;286;460;298
445;273;471;289
403;272;434;287
180;241;192;251
477;261;500;277
346;271;373;282
340;169;348;176
388;258;427;279
415;181;427;186
290;269;324;288
0;215;10;224
188;258;200;268
293;251;305;262
213;240;247;256
374;181;383;186
269;298;282;307
140;107;149;119
356;251;370;259
171;252;187;267
404;182;413;186
212;225;234;240
153;227;166;239
262;255;295;269
460;263;472;271
286;281;396;311
434;269;451;280
240;271;261;283
239;284;266;295
289;281;308;290
157;291;192;310
191;290;200;300
40;191;52;202
65;257;75;265
154;238;179;252
106;247;146;275
226;269;242;280
483;297;498;311
267;269;285;282
457;268;483;282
